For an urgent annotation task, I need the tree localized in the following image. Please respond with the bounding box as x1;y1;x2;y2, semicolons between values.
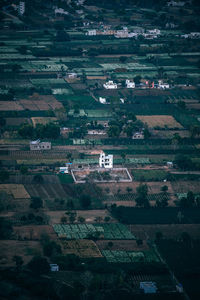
177;100;186;110
12;255;23;269
27;256;50;275
18;124;34;139
107;125;121;137
135;184;149;207
0;117;6;127
143;128;151;139
30;197;43;210
80;195;91;208
20;165;28;175
174;154;193;170
161;185;168;193
119;56;128;63
0;191;10;212
0;170;9;183
43;241;62;257
0;217;13;239
134;75;141;84
78;216;85;223
33;174;44;184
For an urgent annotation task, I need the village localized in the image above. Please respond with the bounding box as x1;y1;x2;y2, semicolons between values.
0;0;200;299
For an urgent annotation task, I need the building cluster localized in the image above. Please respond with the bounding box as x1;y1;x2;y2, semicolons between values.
102;79;169;91
167;1;185;6
181;32;200;39
86;27;161;39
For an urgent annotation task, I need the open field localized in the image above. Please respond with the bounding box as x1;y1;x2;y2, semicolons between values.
136;115;183;129
60;239;102;258
31;117;57;127
0;240;42;267
46;210;114;224
130;224;200;240
13;225;57;240
71;167;132;183
0;184;30;199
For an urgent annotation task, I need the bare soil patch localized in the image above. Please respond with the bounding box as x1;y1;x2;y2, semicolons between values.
136;115;183;129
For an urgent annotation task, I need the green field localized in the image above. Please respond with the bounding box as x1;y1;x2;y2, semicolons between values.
53;223;135;240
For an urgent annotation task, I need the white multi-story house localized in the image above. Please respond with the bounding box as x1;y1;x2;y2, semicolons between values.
99;152;113;169
103;81;117;89
18;1;25;16
126;79;135;89
30;139;51;151
99;97;106;104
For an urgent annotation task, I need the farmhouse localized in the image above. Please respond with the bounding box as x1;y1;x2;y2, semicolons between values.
167;1;185;6
132;132;144;139
86;29;97;36
158;80;170;89
126;79;135;89
88;130;106;135
140;282;157;294
59;166;69;174
30;139;51;151
103;81;118;89
99;151;113;169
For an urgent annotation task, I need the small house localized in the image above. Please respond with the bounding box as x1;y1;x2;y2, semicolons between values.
132;132;144;139
167;161;173;168
103;81;118;89
30;140;51;151
126;79;135;89
99;97;106;104
140;282;157;294
50;264;59;272
59;166;69;174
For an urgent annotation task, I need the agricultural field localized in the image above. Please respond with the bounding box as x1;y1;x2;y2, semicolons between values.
0;184;30;199
31;117;57;127
102;249;160;263
53;223;135;240
136;115;183;129
60;240;102;258
0;1;200;298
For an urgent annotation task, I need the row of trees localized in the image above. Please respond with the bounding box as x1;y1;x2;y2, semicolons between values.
18;123;60;139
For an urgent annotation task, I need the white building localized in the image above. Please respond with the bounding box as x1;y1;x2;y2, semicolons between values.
99;97;106;104
126;79;135;89
67;72;77;78
158;80;169;89
103;81;117;89
55;8;69;15
86;29;97;36
88;130;106;135
18;1;25;16
140;282;157;294
120;98;125;104
59;166;69;174
132;132;144;139
50;264;59;272
167;1;185;6
147;29;161;35
30;139;51;151
99;151;113;169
